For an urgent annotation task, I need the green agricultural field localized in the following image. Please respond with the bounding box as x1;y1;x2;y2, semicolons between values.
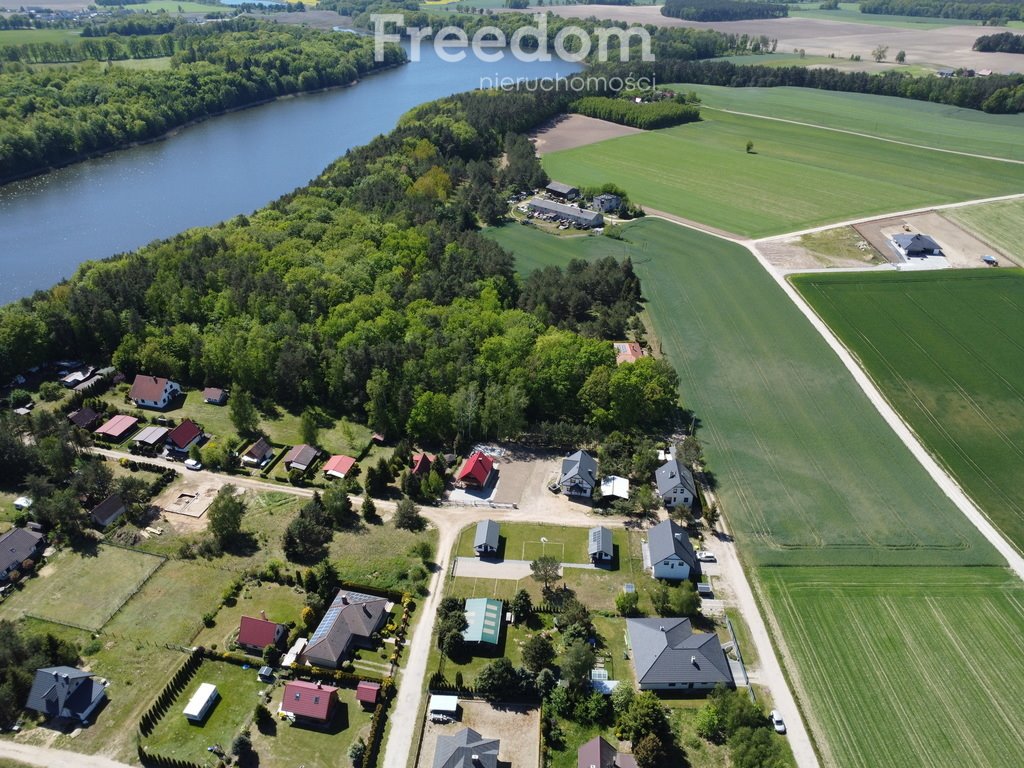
494;218;1024;767
714;52;937;75
674;84;1024;160
0;28;82;45
540;110;1024;237
762;566;1024;768
787;1;970;27
0;545;164;631
129;1;222;11
946;198;1024;259
793;269;1024;551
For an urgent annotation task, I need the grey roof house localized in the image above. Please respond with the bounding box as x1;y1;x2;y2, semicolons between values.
647;518;697;581
578;736;636;768
302;590;390;668
627;617;733;691
656;458;696;509
892;233;944;258
592;193;622;213
25;667;107;723
433;727;500;768
545;181;579;199
284;444;320;473
588;526;613;563
560;450;598;497
474;519;500;557
1;527;44;582
528;198;604;228
90;494;126;529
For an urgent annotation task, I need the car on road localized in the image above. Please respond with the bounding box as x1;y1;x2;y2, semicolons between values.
770;710;786;734
696;550;716;562
184;458;202;471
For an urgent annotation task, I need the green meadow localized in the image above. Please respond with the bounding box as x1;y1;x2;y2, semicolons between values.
489;217;1024;767
946;198;1024;259
793;269;1024;551
541;108;1024;237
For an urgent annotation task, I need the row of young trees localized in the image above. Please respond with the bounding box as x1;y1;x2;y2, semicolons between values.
662;0;789;22
571;95;701;130
0;21;404;181
859;0;1024;22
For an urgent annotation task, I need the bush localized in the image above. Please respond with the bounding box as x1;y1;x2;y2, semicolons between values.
39;381;65;401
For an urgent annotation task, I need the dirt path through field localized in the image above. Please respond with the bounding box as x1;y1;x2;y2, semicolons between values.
0;741;133;768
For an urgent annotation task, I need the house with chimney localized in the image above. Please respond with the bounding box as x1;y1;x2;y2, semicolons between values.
577;736;636;768
655;457;696;510
25;667;107;724
166;419;203;454
302;589;390;668
433;727;500;768
559;450;598;497
647;519;697;581
128;375;181;410
626;617;734;691
1;527;44;582
457;451;495;490
241;437;275;468
237;613;288;654
279;680;338;725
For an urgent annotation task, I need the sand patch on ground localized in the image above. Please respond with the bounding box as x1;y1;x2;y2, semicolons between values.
533;6;1024;73
530;114;643;155
760;225;886;271
859;211;1018;268
419;701;540;768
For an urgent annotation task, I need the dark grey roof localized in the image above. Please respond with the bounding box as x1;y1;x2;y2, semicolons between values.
67;407;100;430
561;450;598;487
285;444;319;469
528;198;604;225
1;527;44;573
627;618;733;687
90;494;126;528
656;458;696;498
577;736;636;768
243;437;273;461
25;667;106;721
588;527;613;558
304;590;389;665
433;727;500;768
647;519;697;571
474;519;499;551
546;181;578;196
892;233;942;254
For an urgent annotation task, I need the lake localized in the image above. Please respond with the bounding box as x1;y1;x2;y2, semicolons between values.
0;45;579;304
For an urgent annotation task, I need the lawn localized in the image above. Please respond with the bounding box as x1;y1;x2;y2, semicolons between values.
194;581;306;651
946;198;1024;259
454;522;598;562
495;217;1024;766
787;1;971;27
0;545;164;631
674;84;1024;160
540;109;1024;237
0;29;82;45
762;566;1024;768
143;660;270;766
792;269;1024;552
487;223;634;276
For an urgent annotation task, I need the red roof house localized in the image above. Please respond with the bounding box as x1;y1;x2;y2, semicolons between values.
94;414;139;442
356;681;380;708
613;341;645;365
128;375;181;410
237;616;287;652
322;455;356;480
167;419;202;452
411;453;435;476
280;680;338;723
457;452;494;489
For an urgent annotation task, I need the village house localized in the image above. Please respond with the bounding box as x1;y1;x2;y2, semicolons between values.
202;387;228;405
626;617;734;691
612;341;645;365
457;451;495;489
284;444;320;473
302;589;390;668
237;614;287;654
241;437;275;468
93;414;139;442
128;375;181;410
588;526;614;563
411;452;435;476
577;736;636;768
322;454;356;480
67;407;100;431
462;598;503;646
25;667;107;724
473;519;500;557
433;728;500;768
656;457;696;509
280;680;338;724
166;419;203;454
1;527;44;582
647;518;698;581
90;494;126;529
559;450;598;497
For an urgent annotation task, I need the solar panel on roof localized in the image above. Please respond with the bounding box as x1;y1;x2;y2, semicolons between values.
590;669;608;681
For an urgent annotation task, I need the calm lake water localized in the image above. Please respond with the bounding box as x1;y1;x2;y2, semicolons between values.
0;45;579;304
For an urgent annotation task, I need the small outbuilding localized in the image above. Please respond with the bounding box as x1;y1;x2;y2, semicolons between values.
462;598;503;646
133;425;170;449
202;387;228;405
284;444;319;473
588;526;614;563
356;680;381;709
90;494;126;529
546;181;580;200
473;519;500;557
183;683;219;722
93;414;139;442
322;454;356;480
67;407;100;431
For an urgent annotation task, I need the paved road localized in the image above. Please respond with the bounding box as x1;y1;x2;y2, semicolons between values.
0;742;133;768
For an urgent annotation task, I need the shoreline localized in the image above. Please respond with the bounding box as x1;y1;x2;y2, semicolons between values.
0;59;406;188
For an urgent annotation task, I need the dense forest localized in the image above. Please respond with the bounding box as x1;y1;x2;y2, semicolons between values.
662;0;789;22
618;57;1024;113
0;84;680;448
0;21;404;182
572;96;701;129
974;31;1024;53
859;0;1023;22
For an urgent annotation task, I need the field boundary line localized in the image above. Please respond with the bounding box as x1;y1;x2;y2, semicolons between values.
704;106;1024;166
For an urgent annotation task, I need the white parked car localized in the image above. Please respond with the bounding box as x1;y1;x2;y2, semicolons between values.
696;550;716;562
184;459;202;471
770;710;786;734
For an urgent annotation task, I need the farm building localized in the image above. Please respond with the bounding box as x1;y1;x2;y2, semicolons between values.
545;181;579;200
527;198;604;228
128;375;181;410
473;519;500;557
279;680;338;724
1;527;44;581
202;387;227;405
90;494;126;529
656;458;695;509
133;425;169;449
284;444;320;473
588;527;614;563
322;454;356;480
593;193;622;212
560;450;598;497
25;667;106;724
433;728;500;768
183;683;219;722
241;437;274;467
577;736;636;768
626;617;733;691
93;414;138;442
891;233;944;259
166;419;202;453
303;590;390;668
237;614;287;653
462;598;503;646
457;451;495;489
647;519;697;581
612;341;645;365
